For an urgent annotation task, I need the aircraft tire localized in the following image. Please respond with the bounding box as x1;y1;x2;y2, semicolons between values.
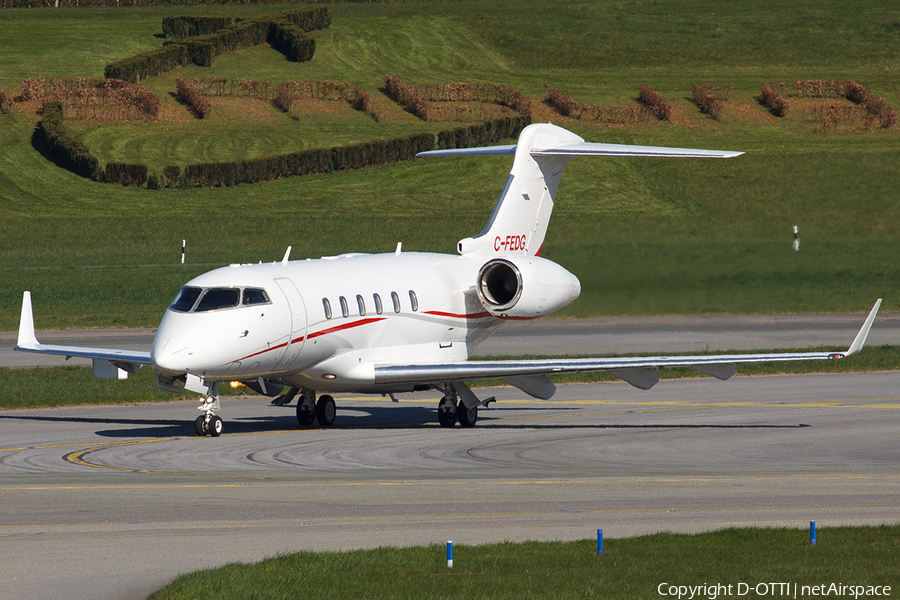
457;405;477;428
296;405;315;426
315;395;336;427
209;415;223;437
437;407;457;428
194;415;208;437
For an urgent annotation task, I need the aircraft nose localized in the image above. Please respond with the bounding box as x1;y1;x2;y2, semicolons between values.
151;311;194;374
150;334;191;375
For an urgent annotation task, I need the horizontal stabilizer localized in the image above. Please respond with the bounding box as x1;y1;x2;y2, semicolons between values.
532;142;743;159
417;145;515;157
418;141;742;160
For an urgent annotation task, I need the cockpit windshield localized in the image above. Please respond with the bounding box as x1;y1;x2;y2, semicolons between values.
170;287;202;312
169;286;271;313
195;288;240;312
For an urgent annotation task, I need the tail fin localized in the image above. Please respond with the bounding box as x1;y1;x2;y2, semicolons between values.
418;122;742;259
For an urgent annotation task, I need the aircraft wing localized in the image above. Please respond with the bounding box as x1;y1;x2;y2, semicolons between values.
374;299;882;393
14;292;152;371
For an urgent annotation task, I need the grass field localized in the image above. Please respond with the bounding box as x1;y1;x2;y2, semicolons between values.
148;525;900;599
1;1;899;330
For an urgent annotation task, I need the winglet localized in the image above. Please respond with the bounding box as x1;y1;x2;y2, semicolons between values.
845;298;882;356
17;291;40;349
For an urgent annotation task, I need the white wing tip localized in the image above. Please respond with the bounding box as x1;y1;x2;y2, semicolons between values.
846;298;882;356
17;291;40;349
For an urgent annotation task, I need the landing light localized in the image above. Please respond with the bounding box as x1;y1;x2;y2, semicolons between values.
321;373;337;380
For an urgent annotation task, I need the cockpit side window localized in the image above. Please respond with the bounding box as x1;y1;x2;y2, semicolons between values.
242;288;270;306
170;286;202;312
195;288;240;312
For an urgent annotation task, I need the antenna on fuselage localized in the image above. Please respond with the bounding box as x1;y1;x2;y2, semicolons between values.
395;242;402;255
281;246;292;266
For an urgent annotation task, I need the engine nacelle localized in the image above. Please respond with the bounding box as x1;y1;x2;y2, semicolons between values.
475;256;581;319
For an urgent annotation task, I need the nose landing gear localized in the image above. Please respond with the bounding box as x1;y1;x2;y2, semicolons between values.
194;413;223;437
194;387;223;437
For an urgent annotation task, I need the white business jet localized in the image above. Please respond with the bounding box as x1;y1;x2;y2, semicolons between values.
16;123;881;437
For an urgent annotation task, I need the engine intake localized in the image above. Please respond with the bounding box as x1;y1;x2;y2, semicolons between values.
476;257;580;319
477;259;522;311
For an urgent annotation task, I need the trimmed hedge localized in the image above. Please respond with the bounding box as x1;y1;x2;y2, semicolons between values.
176;115;529;188
162;16;234;39
384;74;430;120
384;76;531;122
175;77;211;118
105;162;149;186
760;82;790;117
105;43;189;83
637;85;673;121
691;83;732;121
181;133;435;188
274;80;376;117
277;6;332;31
544;84;652;125
269;21;317;62
20;78;160;121
436;115;531;150
163;165;182;188
105;6;329;83
32;102;103;181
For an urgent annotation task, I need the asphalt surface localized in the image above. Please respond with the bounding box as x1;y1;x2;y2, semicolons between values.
2;372;899;599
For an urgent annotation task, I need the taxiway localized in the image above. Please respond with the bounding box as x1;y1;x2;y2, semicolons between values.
1;371;899;599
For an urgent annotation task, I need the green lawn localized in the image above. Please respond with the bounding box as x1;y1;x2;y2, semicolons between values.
149;526;900;599
1;1;899;330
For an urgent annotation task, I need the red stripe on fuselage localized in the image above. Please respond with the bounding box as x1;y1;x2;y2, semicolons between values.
231;317;386;363
306;317;386;340
235;341;289;362
424;310;491;320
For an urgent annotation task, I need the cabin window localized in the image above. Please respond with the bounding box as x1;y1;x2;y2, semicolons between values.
323;298;332;320
170;286;202;312
357;294;366;316
339;296;349;318
391;291;401;313
195;288;240;312
373;293;383;315
409;290;419;312
242;288;270;306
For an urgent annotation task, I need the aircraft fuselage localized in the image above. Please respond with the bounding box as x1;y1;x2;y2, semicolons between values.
150;251;580;394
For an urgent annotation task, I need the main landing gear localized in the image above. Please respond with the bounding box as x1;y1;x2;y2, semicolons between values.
296;389;336;427
436;383;492;428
